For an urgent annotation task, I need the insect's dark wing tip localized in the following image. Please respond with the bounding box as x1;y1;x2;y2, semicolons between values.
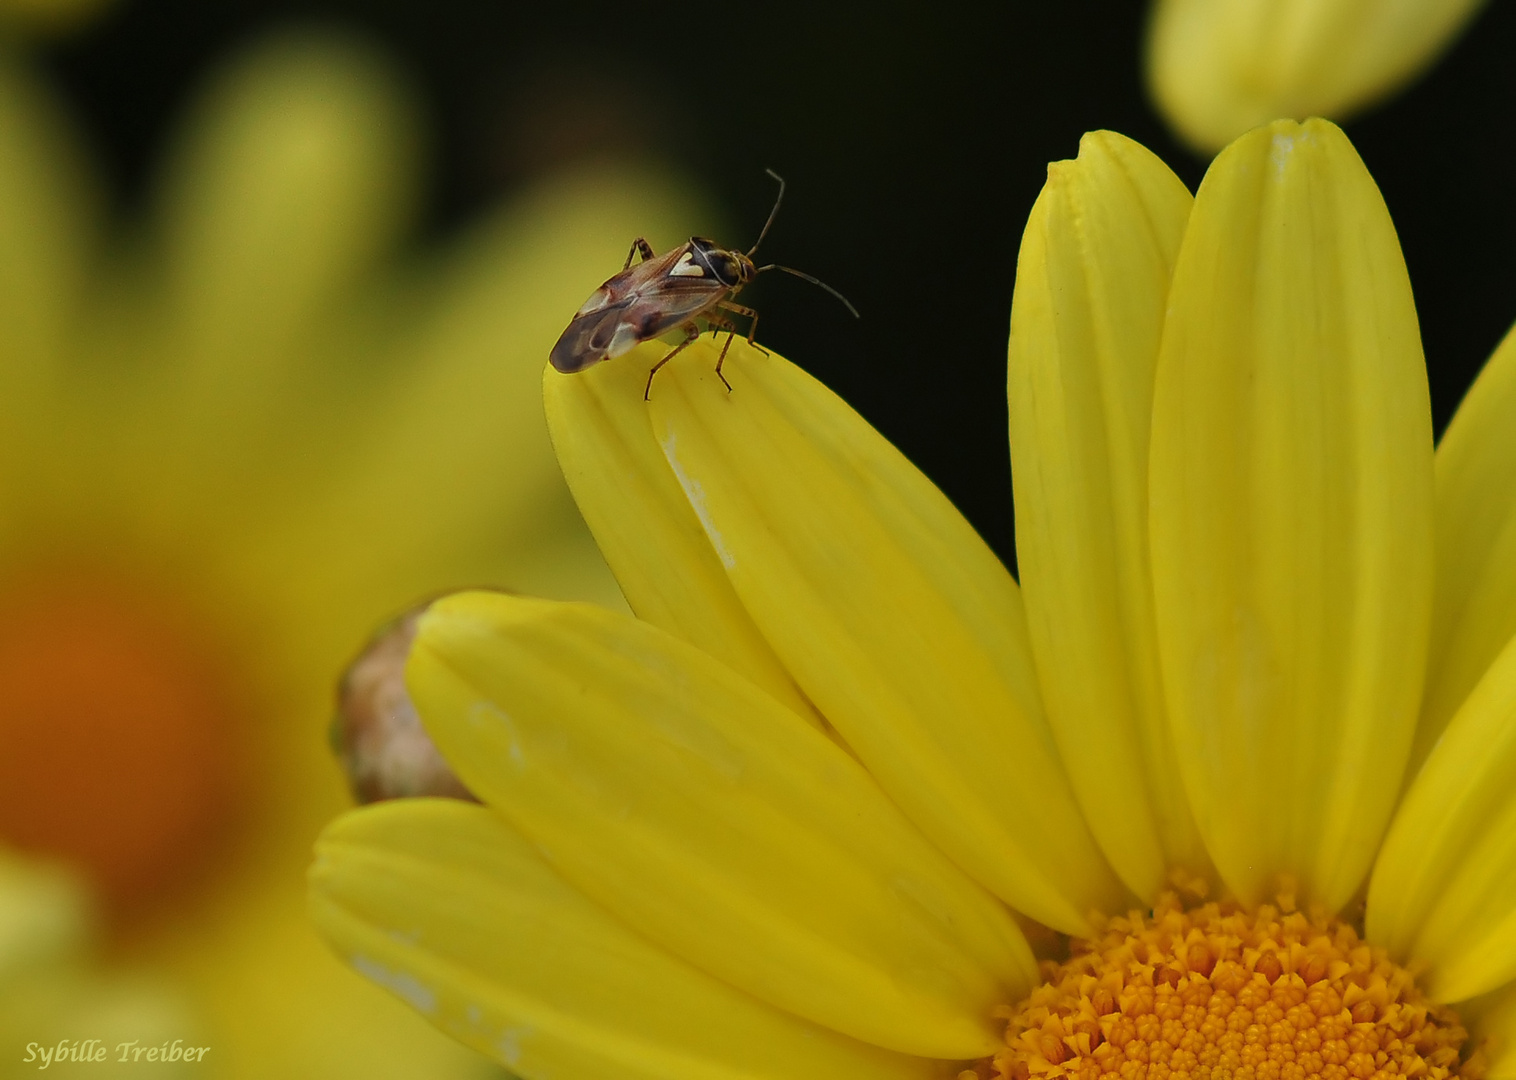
549;342;597;373
549;321;608;374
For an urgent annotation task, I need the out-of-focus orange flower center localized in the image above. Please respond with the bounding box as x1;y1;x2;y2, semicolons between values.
972;895;1479;1080
0;570;245;926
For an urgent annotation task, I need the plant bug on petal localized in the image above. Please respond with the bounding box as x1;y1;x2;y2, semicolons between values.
549;169;858;400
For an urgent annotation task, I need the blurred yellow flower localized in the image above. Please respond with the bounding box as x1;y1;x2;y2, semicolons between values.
1147;0;1489;151
0;0;114;37
0;847;199;1079
0;28;701;1079
309;118;1516;1079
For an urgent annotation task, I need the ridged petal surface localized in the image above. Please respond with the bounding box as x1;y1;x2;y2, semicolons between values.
1471;981;1516;1080
408;591;1035;1059
1368;631;1516;1003
311;799;943;1080
1148;119;1434;911
641;340;1129;934
544;356;823;726
1008;130;1207;902
1417;322;1516;769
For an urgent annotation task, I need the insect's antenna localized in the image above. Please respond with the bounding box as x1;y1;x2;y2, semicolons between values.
746;169;786;258
756;264;861;319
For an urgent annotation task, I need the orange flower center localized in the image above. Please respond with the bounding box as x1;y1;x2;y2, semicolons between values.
973;895;1479;1080
0;569;247;928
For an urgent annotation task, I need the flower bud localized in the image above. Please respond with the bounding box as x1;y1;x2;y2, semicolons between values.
332;603;476;804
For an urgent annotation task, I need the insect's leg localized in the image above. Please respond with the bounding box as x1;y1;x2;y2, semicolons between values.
705;316;739;393
701;308;731;340
645;323;701;401
714;338;736;393
623;237;657;271
716;300;769;357
716;300;757;318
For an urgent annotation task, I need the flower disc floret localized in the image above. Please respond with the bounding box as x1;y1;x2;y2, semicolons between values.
977;896;1476;1080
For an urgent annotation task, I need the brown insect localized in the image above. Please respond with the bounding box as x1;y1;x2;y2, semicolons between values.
549;170;858;399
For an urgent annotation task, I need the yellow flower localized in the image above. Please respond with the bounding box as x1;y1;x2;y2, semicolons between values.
1147;0;1489;152
0;847;200;1078
0;29;700;1079
309;118;1516;1079
0;0;115;37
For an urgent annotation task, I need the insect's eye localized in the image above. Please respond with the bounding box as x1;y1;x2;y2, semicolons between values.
711;253;744;283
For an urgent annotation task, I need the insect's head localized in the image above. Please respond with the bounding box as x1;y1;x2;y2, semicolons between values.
689;240;757;288
731;251;757;284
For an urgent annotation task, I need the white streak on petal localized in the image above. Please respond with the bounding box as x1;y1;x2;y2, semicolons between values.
662;430;736;569
351;955;437;1015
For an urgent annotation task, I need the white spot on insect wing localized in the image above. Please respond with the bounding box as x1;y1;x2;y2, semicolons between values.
661;430;735;569
351;955;438;1015
575;285;614;316
607;320;642;358
669;251;705;277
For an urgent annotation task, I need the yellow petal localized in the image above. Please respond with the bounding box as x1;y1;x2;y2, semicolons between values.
1149;119;1434;911
0;845;91;969
88;32;422;547
0;57;94;409
217;163;703;663
154;31;416;410
638;340;1128;934
1467;980;1516;1080
1147;0;1489;152
544;355;824;726
0;0;117;35
0;850;208;1074
1367;630;1516;1003
1417;322;1516;770
157;879;491;1080
1008;130;1206;902
312;800;942;1080
409;591;1034;1059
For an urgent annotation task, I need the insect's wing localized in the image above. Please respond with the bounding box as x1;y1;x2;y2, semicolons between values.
549;244;728;373
549;297;637;373
550;250;681;373
632;273;731;331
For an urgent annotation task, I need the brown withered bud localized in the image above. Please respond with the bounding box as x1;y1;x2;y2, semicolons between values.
331;603;477;804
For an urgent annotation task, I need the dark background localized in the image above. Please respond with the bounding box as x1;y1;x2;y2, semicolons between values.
41;0;1516;571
